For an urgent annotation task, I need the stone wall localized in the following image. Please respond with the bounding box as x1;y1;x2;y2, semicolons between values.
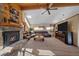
0;27;23;49
0;31;3;49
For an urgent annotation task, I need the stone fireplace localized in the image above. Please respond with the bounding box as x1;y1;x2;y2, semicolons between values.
0;27;23;49
3;31;20;47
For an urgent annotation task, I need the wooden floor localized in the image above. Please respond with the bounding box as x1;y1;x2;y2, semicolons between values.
24;37;79;56
1;37;79;56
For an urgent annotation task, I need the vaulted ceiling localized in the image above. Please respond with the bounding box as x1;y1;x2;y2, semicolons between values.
23;6;79;25
19;3;79;26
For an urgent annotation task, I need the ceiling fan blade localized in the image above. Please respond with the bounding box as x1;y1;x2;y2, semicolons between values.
48;3;53;8
47;10;51;15
41;10;47;15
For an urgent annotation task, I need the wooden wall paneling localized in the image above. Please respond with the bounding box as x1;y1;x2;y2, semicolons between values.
3;4;10;23
9;4;20;24
0;4;9;23
0;3;25;28
9;4;25;27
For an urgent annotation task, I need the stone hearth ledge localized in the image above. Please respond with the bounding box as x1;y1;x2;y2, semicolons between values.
0;39;28;56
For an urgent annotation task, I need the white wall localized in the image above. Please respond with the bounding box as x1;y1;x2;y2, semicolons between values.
64;14;79;47
55;14;79;47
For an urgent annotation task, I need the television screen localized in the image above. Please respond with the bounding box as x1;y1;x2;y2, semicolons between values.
58;22;68;31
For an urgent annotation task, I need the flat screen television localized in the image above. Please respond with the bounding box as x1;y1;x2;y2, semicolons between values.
58;22;68;31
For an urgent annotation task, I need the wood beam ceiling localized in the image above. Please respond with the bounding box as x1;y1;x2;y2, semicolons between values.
18;3;79;10
19;3;47;10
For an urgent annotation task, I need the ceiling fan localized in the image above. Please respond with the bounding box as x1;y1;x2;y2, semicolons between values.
41;3;58;15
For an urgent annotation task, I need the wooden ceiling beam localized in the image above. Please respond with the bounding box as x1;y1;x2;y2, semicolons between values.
52;3;79;7
19;3;47;10
18;3;79;10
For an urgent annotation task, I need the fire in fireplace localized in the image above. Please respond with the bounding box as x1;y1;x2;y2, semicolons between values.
2;31;20;47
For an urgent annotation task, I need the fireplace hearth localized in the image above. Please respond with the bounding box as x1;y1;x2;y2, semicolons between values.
3;31;20;47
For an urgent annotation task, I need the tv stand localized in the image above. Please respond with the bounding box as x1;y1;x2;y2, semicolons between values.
55;31;73;45
55;31;66;42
